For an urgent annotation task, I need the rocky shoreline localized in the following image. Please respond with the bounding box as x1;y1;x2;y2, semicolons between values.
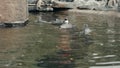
69;9;120;18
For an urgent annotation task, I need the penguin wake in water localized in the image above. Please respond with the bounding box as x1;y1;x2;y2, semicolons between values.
52;19;64;26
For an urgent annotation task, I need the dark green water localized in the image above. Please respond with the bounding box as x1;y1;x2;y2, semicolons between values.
0;11;120;68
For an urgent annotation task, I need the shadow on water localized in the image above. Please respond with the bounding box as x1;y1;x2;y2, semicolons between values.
36;52;75;68
0;20;29;28
29;11;69;23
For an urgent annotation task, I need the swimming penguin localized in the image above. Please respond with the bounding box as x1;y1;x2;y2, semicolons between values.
60;18;73;29
63;18;69;24
80;24;92;35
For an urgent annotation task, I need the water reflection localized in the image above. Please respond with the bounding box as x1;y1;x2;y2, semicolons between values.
30;11;69;23
37;52;75;68
45;11;119;68
0;11;120;68
30;11;120;68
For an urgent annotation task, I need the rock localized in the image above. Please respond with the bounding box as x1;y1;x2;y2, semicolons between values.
75;0;119;10
0;0;28;24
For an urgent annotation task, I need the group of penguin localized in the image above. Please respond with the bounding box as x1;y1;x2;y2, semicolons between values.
54;18;92;35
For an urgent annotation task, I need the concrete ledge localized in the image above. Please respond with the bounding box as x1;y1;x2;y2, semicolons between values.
0;19;29;28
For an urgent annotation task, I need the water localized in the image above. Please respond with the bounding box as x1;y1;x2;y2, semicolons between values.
0;11;120;68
